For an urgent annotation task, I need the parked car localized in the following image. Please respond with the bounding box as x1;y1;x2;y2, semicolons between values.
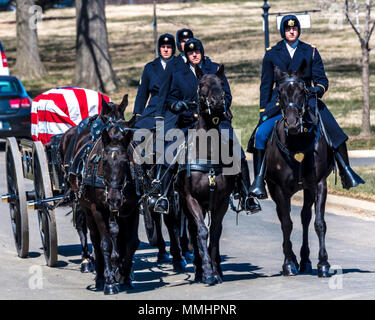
0;41;9;76
0;0;14;11
0;75;31;139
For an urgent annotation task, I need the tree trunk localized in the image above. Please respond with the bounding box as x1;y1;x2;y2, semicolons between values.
361;45;371;136
75;0;120;93
14;0;46;80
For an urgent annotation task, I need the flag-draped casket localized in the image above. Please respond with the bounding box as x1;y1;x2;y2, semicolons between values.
31;87;110;144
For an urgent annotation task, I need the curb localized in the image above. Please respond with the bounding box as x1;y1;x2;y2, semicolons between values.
292;192;375;218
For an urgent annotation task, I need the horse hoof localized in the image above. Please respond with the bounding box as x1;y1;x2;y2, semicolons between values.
203;275;216;286
130;270;135;281
214;274;223;284
81;260;95;273
104;283;120;295
183;251;194;263
299;261;312;274
195;272;203;283
120;280;135;291
318;265;331;278
95;279;105;291
282;263;299;276
173;259;187;273
157;252;171;264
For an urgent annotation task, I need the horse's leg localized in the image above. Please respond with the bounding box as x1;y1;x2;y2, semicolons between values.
299;189;314;274
315;180;330;277
185;207;202;281
268;182;299;276
85;208;105;290
119;211;140;290
74;204;94;273
185;194;215;285
90;204;119;295
108;214;121;283
163;209;186;273
180;214;194;262
208;201;228;284
151;211;170;263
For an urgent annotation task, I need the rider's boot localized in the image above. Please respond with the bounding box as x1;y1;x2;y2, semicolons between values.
240;158;261;214
154;165;171;214
249;148;268;199
334;143;365;189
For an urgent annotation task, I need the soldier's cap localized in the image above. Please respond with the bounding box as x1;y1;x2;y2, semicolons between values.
176;28;194;52
158;33;176;56
184;38;205;58
280;15;301;39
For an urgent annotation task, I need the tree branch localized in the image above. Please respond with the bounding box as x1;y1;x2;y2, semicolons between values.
345;0;365;46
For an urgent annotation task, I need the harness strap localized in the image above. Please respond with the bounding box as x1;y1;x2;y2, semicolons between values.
273;121;320;164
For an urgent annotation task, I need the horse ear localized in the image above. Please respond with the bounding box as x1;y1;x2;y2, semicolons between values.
195;65;203;80
118;94;128;115
101;95;110;116
216;64;224;78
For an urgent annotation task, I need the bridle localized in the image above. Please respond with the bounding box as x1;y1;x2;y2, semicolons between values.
198;83;226;126
102;121;132;209
278;77;308;134
274;76;320;164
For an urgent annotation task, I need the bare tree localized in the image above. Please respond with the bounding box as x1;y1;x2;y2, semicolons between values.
345;0;374;136
14;0;46;80
75;0;120;93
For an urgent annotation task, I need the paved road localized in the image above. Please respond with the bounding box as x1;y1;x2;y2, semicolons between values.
1;144;375;300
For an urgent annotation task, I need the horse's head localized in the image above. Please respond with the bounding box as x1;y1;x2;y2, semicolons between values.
101;99;133;213
196;64;226;126
276;61;307;135
100;94;128;124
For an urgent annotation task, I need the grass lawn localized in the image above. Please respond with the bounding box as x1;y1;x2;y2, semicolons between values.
327;166;375;202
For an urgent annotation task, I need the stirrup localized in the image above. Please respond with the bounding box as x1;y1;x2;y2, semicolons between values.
243;196;262;215
154;196;169;214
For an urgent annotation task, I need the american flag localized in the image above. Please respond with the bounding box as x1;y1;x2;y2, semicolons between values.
31;87;110;144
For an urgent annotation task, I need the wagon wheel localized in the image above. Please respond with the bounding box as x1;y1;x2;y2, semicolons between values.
141;201;158;247
32;141;58;267
5;137;29;258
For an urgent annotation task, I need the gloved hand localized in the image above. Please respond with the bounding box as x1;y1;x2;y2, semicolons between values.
178;110;195;127
308;86;324;97
170;100;188;114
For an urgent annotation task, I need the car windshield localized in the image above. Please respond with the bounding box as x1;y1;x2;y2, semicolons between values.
0;79;21;95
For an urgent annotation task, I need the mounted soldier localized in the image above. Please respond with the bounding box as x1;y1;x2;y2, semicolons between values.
247;15;364;199
156;37;261;214
133;33;177;130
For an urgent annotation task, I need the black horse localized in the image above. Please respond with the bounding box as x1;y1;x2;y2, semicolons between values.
266;65;334;277
59;96;129;274
179;65;236;285
61;96;140;294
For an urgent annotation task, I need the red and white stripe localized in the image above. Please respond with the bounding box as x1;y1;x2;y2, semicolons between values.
31;87;110;144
